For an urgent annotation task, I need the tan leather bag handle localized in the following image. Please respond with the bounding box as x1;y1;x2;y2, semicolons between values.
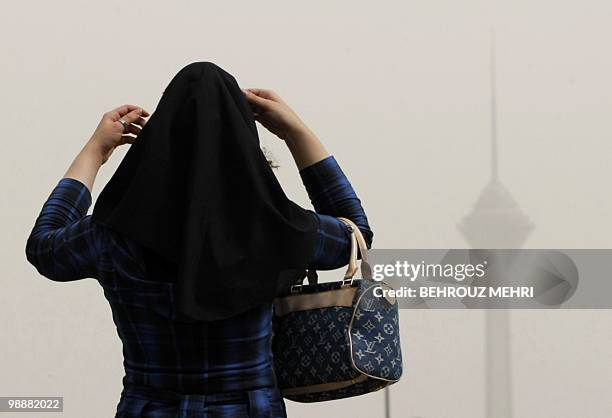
337;217;372;281
339;218;359;279
298;217;372;290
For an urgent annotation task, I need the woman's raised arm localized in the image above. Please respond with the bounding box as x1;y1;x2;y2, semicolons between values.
243;88;373;270
25;105;148;281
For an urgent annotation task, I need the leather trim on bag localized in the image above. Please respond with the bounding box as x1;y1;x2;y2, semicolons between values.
273;287;358;317
280;373;369;396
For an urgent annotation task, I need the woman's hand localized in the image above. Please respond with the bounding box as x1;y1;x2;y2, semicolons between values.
89;104;150;164
241;88;310;141
242;88;329;170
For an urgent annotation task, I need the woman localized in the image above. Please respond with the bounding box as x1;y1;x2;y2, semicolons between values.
25;62;373;417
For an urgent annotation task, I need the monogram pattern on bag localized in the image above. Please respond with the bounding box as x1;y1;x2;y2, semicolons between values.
273;305;362;389
349;281;403;381
272;279;403;402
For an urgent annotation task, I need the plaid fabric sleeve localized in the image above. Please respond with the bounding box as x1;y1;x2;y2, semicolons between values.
25;177;105;281
299;155;373;270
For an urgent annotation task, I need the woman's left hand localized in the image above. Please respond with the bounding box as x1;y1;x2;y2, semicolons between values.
89;104;150;164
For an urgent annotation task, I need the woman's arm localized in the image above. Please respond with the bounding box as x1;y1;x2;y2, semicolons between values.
242;88;330;169
25;105;148;281
298;153;373;270
63;105;147;190
25;178;101;281
243;88;373;270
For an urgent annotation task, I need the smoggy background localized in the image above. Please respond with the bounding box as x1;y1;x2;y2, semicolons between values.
2;1;611;417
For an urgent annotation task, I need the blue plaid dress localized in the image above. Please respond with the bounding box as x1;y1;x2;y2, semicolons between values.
25;155;372;417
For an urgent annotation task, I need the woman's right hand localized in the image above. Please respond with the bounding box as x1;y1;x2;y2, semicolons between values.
241;88;310;141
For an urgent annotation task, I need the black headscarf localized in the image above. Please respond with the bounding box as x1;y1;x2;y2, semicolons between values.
91;61;319;321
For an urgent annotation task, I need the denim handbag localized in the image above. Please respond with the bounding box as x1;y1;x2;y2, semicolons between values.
272;217;403;402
